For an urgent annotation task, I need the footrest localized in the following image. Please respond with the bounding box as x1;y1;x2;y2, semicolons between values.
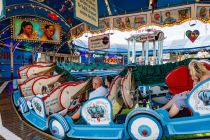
23;110;47;131
13;90;21;107
67;126;124;139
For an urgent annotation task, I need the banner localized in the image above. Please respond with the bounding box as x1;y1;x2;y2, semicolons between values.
196;6;210;22
70;23;86;37
113;14;147;31
151;7;191;25
0;0;5;19
12;18;61;44
86;18;111;33
71;4;210;38
75;0;99;27
88;34;110;51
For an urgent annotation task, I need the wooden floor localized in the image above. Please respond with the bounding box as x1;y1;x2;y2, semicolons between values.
0;85;51;140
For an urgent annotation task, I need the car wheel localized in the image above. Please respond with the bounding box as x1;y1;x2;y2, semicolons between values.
127;114;162;140
48;114;70;139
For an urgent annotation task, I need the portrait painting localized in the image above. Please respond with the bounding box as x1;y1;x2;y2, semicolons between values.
13;18;61;44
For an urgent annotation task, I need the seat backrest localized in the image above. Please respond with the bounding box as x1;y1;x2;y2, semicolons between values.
121;70;134;108
106;75;124;115
165;65;193;95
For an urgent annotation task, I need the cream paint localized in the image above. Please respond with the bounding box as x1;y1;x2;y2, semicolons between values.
0;81;9;95
0;113;22;140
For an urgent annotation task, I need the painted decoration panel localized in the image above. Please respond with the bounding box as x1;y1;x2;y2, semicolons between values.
151;7;191;25
196;6;210;22
86;18;111;33
113;14;147;31
12;18;61;44
70;23;86;38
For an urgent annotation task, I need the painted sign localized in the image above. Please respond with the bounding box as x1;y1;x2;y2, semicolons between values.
113;14;147;31
86;18;111;33
136;34;156;42
196;6;210;22
151;7;191;25
12;18;61;44
75;0;98;27
70;23;85;37
0;0;5;19
88;34;110;51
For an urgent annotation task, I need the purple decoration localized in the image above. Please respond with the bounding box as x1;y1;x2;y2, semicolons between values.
8;81;13;96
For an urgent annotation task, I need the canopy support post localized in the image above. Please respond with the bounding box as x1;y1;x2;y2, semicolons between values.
145;41;149;65
127;40;130;64
132;38;136;63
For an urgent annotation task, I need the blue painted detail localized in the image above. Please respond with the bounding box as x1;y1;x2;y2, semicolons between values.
19;97;28;113
127;114;162;140
67;124;126;139
13;90;21;107
23;109;48;131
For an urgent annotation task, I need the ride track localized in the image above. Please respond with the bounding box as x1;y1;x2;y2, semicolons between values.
0;86;56;140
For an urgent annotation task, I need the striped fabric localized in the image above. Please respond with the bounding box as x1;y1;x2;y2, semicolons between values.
18;97;28;113
49;113;70;133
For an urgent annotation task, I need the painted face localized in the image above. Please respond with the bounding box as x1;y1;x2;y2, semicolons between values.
45;26;55;39
165;12;170;18
23;25;33;36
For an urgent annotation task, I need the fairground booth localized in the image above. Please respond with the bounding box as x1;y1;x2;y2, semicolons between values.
2;0;210;140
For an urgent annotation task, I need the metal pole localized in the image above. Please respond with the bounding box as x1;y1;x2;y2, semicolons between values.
160;40;163;64
10;42;14;80
142;42;145;65
158;41;163;64
132;38;136;63
145;41;149;65
153;41;156;65
127;40;130;64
